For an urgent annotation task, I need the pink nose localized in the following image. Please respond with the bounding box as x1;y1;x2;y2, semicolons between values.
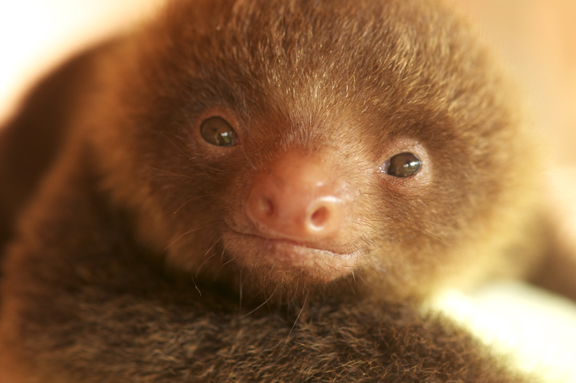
245;152;344;241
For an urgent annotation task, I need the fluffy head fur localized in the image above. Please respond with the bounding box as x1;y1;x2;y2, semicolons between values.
88;0;541;300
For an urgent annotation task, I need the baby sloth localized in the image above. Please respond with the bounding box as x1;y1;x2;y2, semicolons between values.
0;0;546;381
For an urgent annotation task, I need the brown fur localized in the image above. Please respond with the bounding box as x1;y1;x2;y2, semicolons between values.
0;0;548;381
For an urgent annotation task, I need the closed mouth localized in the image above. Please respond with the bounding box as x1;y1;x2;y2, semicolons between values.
221;224;362;281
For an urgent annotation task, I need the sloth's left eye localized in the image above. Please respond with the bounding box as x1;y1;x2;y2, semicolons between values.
200;116;237;147
380;152;422;177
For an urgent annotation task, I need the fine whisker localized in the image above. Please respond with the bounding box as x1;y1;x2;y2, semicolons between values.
242;284;279;318
195;235;223;277
164;217;218;250
285;290;309;345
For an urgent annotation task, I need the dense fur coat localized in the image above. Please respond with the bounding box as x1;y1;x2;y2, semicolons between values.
0;0;547;381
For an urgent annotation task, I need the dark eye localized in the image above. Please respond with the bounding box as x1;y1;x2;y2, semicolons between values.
380;152;422;177
200;116;237;146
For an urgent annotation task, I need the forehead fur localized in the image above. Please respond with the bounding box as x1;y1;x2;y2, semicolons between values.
138;0;512;151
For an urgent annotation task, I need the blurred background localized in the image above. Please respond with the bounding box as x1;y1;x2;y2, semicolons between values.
0;0;162;123
460;0;576;166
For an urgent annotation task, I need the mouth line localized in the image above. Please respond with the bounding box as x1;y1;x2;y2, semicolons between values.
221;224;365;282
224;225;354;257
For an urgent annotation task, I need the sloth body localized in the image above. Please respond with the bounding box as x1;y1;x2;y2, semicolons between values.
0;0;548;381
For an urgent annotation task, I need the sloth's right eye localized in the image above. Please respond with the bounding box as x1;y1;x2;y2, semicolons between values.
200;116;237;147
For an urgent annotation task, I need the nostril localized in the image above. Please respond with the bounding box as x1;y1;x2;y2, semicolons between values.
309;205;329;230
258;196;275;218
245;158;345;240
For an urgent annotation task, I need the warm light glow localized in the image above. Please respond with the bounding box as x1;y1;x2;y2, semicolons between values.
428;282;576;383
0;0;163;123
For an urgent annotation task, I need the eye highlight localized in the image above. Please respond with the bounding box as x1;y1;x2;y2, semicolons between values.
200;116;237;147
380;152;422;177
